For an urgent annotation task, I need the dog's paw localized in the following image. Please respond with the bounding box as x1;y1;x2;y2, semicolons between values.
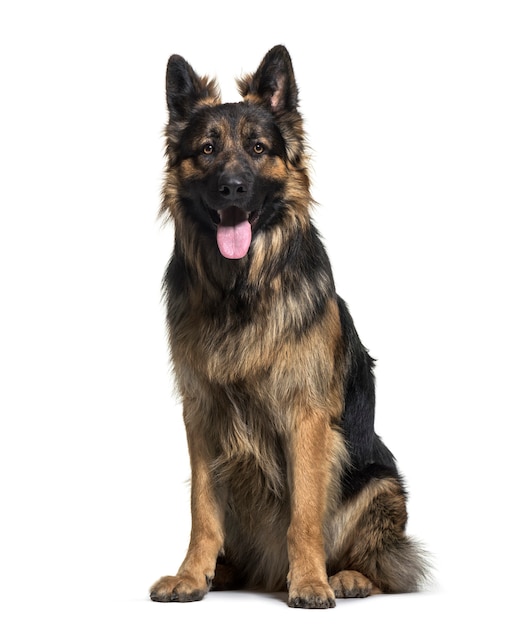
149;574;209;603
287;580;336;609
328;570;380;598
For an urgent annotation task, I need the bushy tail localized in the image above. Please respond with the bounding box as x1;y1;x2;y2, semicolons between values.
376;535;433;593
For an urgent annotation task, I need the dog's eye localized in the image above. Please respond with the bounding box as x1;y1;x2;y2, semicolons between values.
253;143;265;155
202;144;214;155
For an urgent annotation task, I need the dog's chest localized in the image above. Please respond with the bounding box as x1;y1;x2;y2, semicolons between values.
170;283;295;385
205;384;289;503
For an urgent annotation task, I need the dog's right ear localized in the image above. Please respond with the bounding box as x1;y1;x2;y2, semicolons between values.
166;55;220;122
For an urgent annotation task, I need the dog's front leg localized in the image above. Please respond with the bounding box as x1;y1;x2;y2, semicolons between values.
286;412;336;609
150;421;224;602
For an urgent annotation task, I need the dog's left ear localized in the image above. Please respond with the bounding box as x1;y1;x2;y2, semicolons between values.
238;45;298;115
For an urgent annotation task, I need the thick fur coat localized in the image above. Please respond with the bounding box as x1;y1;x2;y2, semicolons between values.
150;45;429;609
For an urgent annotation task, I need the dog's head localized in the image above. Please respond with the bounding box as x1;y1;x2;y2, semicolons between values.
162;46;310;261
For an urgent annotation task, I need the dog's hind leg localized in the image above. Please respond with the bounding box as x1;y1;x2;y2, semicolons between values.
326;476;429;596
328;570;381;597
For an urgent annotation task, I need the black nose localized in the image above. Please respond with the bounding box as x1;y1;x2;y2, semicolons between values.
218;174;249;199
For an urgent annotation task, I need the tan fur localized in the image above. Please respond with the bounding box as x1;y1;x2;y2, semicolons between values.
326;478;403;558
286;412;342;608
329;570;380;598
150;422;226;601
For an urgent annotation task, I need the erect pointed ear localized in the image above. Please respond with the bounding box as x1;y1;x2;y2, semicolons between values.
166;55;220;122
238;45;298;115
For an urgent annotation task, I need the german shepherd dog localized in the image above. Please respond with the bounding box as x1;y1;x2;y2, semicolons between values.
150;45;429;609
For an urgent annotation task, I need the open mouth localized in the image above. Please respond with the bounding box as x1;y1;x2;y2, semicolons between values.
210;207;259;259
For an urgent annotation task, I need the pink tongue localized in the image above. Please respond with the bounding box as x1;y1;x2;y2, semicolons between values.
216;209;252;259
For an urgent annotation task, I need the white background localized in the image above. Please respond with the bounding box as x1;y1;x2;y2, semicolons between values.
1;1;521;623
